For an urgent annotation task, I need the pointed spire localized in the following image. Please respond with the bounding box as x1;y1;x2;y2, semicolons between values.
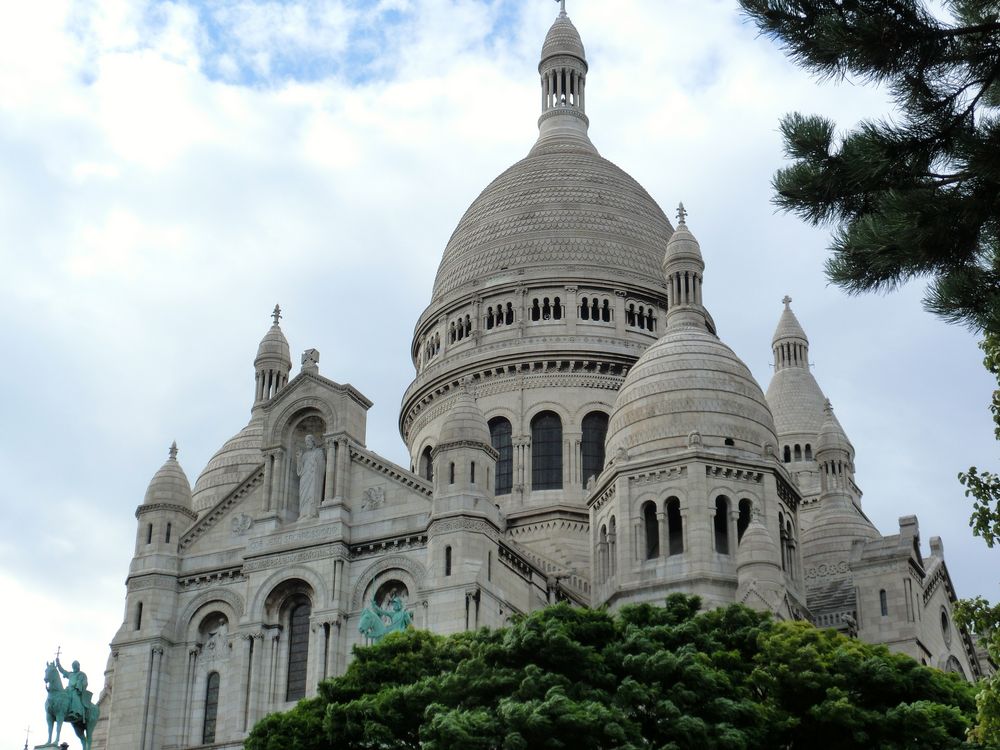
168;441;178;460
534;0;592;154
771;295;809;370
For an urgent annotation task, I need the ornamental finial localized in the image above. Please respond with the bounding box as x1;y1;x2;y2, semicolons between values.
556;0;566;17
272;304;282;326
169;441;178;460
823;398;833;416
676;202;687;224
782;295;792;308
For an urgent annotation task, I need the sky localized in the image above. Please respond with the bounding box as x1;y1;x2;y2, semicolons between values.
1;0;997;745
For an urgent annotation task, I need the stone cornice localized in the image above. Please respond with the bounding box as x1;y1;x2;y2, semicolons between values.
349;443;433;498
135;503;198;521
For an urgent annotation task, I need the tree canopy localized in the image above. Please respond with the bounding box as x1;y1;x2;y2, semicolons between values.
245;596;978;750
738;0;1000;332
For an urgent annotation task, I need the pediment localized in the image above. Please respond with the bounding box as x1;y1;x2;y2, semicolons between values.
178;464;265;553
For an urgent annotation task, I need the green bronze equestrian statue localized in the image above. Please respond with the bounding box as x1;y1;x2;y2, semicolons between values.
44;655;99;750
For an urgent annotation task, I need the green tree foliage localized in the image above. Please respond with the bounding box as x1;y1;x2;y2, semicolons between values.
245;596;978;750
738;0;1000;331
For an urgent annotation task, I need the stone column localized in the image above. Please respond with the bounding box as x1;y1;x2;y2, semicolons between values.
306;619;324;696
142;646;164;750
614;291;627;337
323;436;337;502
180;646;198;743
245;632;265;727
325;619;341;678
272;448;287;515
262;451;274;512
564;285;578;334
334;438;351;501
657;511;667;558
729;510;740;557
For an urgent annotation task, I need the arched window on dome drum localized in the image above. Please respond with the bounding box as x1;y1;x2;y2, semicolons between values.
489;418;513;495
602;299;611;322
505;303;514;325
449;322;456;343
737;499;752;543
553;297;562;320
642;501;659;559
804;444;813;461
202;671;220;744
794;444;802;461
449;462;455;484
165;522;172;544
667;498;683;555
581;411;608;486
580;297;590;320
714;496;730;555
531;412;563;490
626;304;636;327
465;316;472;337
531;299;541;322
286;601;311;702
486;308;495;329
542;298;552;320
420;446;434;482
783;445;791;463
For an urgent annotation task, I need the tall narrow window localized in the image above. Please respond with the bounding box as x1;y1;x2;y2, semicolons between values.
420;446;434;482
879;589;888;617
146;523;153;545
779;511;787;570
794;444;802;461
667;498;683;555
165;522;172;544
581;412;609;486
714;496;730;555
135;602;143;630
286;601;311;701
489;418;513;495
642;501;659;559
737;499;752;543
449;462;455;484
470;461;476;484
531;411;563;490
203;672;220;744
804;444;813;461
445;546;452;576
783;445;791;463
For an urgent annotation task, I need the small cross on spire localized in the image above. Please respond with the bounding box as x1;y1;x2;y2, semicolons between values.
169;441;178;460
782;295;792;308
556;0;566;17
271;304;282;326
55;645;61;662
676;202;688;224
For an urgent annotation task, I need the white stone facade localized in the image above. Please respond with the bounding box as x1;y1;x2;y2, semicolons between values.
93;10;987;750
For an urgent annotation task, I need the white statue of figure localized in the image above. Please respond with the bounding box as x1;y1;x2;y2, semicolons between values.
296;434;325;519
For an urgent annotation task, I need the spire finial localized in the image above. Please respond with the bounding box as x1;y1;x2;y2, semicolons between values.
782;295;792;309
676;202;687;224
556;0;567;16
169;441;178;460
272;304;282;326
823;398;833;416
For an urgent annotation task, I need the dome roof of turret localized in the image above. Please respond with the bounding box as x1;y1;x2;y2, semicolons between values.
192;418;264;513
766;369;827;438
772;299;808;346
257;306;291;364
431;151;674;300
540;11;586;64
605;327;778;460
817;400;853;456
143;442;192;507
737;515;781;568
439;388;491;446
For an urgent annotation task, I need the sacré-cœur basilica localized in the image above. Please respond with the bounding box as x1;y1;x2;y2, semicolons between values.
92;7;989;749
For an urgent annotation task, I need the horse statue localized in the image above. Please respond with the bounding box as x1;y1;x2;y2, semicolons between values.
44;659;99;750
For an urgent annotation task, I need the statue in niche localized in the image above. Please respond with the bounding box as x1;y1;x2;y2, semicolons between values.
296;434;326;519
358;591;412;643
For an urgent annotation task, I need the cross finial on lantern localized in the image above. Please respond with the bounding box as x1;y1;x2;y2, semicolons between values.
782;295;792;308
169;441;178;460
676;202;687;224
272;304;282;326
556;0;566;17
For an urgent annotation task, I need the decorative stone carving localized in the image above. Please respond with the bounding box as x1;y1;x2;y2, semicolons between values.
688;431;702;447
231;513;252;536
361;486;385;510
296;434;326;519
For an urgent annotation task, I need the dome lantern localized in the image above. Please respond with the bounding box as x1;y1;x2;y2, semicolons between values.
534;2;594;154
772;296;809;372
254;304;292;408
663;204;710;331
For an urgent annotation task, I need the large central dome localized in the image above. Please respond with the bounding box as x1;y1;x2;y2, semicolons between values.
431;148;674;299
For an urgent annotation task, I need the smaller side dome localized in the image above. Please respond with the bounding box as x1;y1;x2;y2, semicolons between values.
540;11;586;66
737;513;781;569
772;295;809;347
256;304;291;365
816;400;853;457
439;387;491;446
143;442;192;507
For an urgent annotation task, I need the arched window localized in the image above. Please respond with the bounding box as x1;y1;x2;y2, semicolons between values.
420;446;434;482
785;519;795;577
581;411;609;486
489;418;513;495
486;308;495;329
531;411;563;490
449;462;455;484
580;297;590;320
202;671;220;744
598;524;609;581
608;516;617;577
135;602;143;630
542;297;552;320
531;299;541;321
505;303;514;325
804;444;813;461
714;496;730;555
667;498;683;555
794;444;802;461
553;297;562;320
783;445;791;463
146;523;153;545
642;501;659;559
879;589;888;617
737;499;752;543
626;304;636;326
286;601;311;701
470;461;476;484
445;546;452;576
601;299;611;322
165;522;172;544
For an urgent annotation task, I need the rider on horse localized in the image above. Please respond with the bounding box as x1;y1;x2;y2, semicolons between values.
56;657;94;723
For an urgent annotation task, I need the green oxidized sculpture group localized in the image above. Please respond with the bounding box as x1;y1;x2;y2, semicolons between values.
358;593;413;642
44;655;99;750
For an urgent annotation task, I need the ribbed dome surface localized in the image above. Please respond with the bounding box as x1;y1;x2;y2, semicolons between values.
257;324;290;363
541;14;586;62
431;151;674;298
606;327;777;459
192;418;264;513
439;390;491;445
144;446;192;507
765;368;827;438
